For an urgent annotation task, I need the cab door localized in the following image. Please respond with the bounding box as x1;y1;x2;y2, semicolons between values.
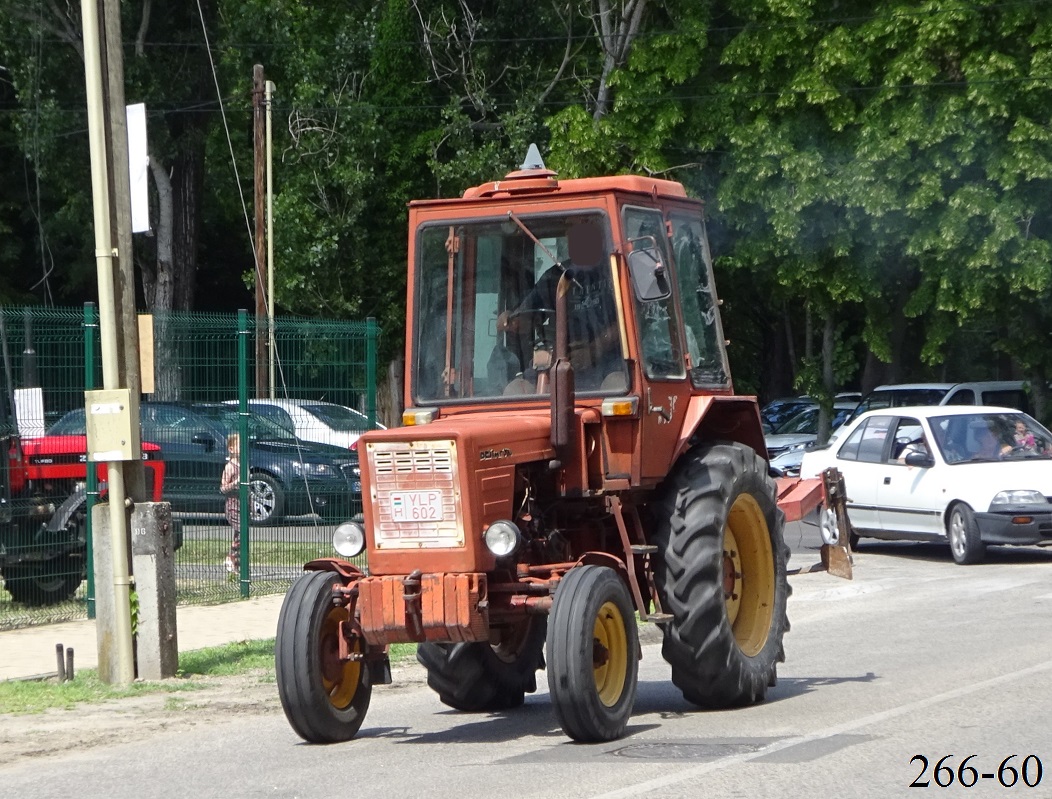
622;205;689;480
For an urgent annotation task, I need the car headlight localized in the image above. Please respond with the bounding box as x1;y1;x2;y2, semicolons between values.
332;520;366;558
483;520;521;558
293;462;336;478
990;490;1047;506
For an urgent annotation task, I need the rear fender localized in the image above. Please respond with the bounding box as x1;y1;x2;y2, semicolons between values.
46;485;89;535
673;395;767;464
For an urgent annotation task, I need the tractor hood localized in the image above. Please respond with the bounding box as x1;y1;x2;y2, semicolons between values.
359;410;556;467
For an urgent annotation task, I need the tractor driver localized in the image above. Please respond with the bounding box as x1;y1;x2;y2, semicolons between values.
497;219;626;391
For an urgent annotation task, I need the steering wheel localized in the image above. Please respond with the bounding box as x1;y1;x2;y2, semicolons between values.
505;307;555;321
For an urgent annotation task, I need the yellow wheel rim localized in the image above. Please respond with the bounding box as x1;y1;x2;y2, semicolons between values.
592;600;628;707
319;606;362;709
723;494;775;657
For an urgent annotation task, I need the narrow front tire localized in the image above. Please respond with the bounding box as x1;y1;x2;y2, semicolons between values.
546;565;638;742
276;570;371;743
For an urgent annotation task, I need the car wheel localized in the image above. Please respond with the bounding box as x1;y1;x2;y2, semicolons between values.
818;504;840;546
248;472;285;526
947;502;985;565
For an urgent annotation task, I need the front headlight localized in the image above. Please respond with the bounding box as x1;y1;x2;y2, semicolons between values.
483;520;521;558
333;520;366;557
293;461;336;478
990;490;1047;506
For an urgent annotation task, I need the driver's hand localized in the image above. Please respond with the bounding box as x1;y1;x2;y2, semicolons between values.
497;310;518;333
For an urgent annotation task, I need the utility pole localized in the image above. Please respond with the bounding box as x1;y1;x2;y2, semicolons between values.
99;0;146;503
253;64;268;397
80;0;136;686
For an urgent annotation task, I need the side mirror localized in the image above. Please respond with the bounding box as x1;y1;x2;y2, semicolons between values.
192;432;216;452
627;237;672;302
904;451;935;469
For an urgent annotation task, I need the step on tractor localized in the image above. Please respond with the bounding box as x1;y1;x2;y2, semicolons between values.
276;146;827;743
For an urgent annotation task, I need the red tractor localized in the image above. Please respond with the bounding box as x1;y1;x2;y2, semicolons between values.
276;147;823;743
2;430;166;606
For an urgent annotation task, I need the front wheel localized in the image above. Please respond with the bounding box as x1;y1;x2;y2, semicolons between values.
276;570;372;743
248;472;284;526
947;503;986;565
546;565;638;742
650;442;789;708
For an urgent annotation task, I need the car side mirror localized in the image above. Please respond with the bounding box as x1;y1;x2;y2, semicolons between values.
192;432;216;452
904;451;934;469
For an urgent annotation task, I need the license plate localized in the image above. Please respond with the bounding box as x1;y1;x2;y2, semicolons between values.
390;490;444;522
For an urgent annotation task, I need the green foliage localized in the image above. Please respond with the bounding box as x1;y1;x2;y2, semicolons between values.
0;0;1050;392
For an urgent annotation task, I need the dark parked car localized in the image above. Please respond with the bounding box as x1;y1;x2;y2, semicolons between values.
48;402;361;525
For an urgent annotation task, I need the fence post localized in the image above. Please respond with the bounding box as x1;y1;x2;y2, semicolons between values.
237;309;250;598
366;316;377;429
84;302;99;619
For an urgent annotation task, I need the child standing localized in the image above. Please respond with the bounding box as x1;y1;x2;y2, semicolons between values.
220;433;241;573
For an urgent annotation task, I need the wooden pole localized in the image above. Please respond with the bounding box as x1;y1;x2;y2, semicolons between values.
253;64;268;398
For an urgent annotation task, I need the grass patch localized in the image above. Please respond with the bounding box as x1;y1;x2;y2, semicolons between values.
0;637;419;715
0;672;206;715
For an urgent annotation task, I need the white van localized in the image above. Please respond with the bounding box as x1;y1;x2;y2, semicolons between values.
845;381;1030;425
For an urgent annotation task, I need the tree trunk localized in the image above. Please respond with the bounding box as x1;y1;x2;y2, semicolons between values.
171;142;204;312
817;313;835;444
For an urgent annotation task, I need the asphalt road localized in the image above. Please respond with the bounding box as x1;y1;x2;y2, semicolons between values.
4;523;1051;799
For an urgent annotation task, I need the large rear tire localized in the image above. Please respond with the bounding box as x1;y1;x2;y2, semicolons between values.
417;617;546;711
650;442;789;708
546;565;638;742
3;556;84;607
276;570;371;743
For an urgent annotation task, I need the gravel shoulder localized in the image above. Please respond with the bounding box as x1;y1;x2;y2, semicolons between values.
0;660;427;768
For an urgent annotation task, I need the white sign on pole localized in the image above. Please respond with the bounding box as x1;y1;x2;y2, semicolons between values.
14;387;45;439
126;103;150;233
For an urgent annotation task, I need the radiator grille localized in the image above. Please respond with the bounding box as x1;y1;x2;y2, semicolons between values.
367;440;463;549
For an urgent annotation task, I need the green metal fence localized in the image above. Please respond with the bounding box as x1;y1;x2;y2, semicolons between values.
0;305;379;631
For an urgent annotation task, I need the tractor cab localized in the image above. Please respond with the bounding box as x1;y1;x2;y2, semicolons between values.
402;148;753;492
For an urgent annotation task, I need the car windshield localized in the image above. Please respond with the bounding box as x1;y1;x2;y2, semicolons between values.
776;408;818;435
48;409;86;435
301;404;370;431
929;411;1052;464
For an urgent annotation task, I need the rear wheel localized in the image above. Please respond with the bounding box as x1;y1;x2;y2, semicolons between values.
947;503;986;565
276;570;371;743
417;617;546;711
3;555;84;606
546;565;638;742
650;442;789;708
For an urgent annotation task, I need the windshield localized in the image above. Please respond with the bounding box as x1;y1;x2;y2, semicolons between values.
776;408;818;435
301;404;373;431
48;409;86;435
929;412;1052;464
412;212;627;403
